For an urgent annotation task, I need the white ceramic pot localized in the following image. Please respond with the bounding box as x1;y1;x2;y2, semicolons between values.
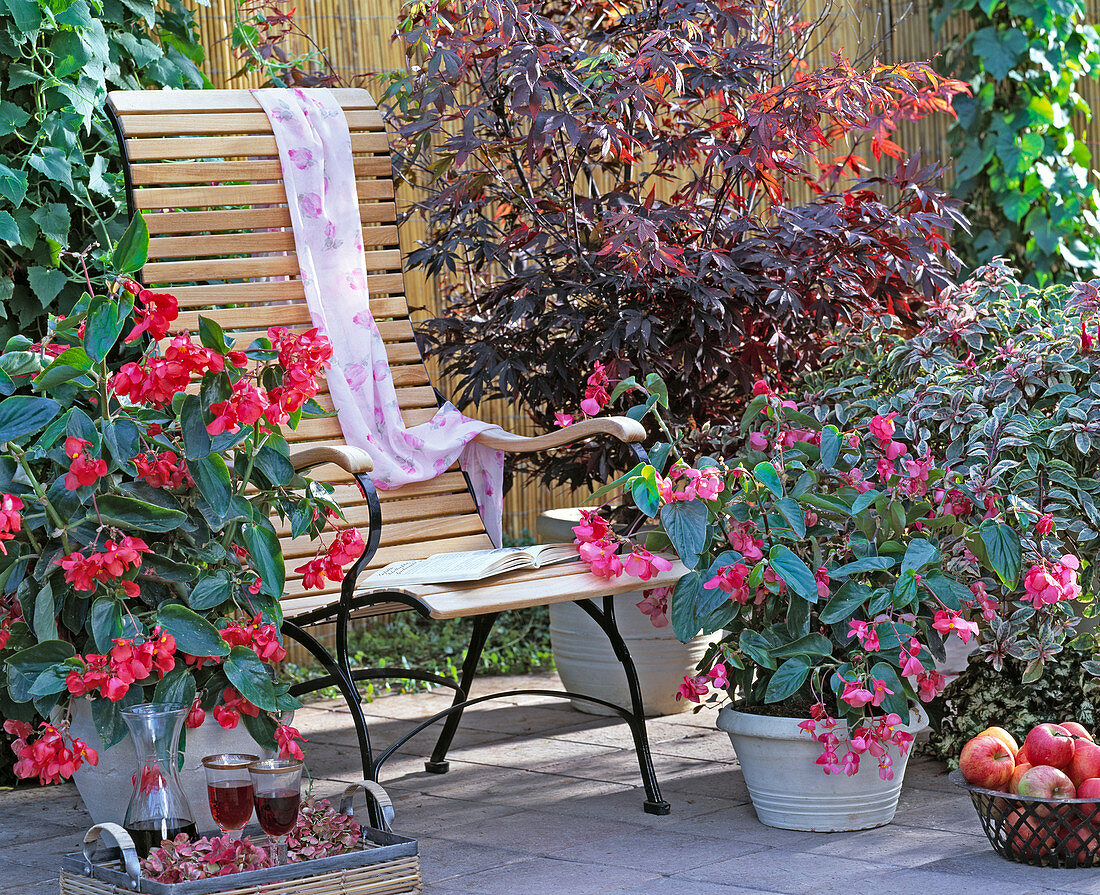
716;704;929;832
538;508;714;717
67;697;274;833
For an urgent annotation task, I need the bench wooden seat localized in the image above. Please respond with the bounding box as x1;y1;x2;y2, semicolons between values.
106;87;673;818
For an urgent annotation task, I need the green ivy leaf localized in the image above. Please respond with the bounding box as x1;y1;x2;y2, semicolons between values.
0;210;19;246
0;163;28;207
27;148;74;191
971;26;1028;80
27;267;68;307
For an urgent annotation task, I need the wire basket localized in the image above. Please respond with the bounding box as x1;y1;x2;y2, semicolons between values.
951;769;1100;868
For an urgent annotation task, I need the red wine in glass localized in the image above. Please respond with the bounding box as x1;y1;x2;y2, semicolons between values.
255;789;301;837
208;782;254;831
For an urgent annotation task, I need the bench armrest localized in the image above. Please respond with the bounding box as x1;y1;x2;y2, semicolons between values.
473;417;646;453
289;445;374;475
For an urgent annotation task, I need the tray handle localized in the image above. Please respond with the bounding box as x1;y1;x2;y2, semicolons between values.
82;822;141;889
339;780;396;833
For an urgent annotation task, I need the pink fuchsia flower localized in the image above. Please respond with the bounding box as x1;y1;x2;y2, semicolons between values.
868;413;897;443
840;679;875;708
702;563;751;604
554;413;575;428
932;609;979;644
623;547;673;581
577;539;624;579
916;669;947;702
1035;513;1054;536
636;588;670;628
748;431;769;451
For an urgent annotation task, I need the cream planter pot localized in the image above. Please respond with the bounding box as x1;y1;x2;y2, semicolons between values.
67;697;274;832
538;508;713;717
716;704;929;832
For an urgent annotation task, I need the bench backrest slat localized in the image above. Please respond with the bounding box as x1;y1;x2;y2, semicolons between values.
107;88;494;607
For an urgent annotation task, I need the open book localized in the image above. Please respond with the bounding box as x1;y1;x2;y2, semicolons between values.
365;544;580;587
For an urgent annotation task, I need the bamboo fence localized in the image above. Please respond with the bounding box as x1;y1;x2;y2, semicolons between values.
188;0;1100;540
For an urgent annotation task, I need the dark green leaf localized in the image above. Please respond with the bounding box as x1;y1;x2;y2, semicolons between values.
738;630;778;670
774;497;806;537
180;395;212;459
752;461;784;497
198;315;228;353
153;667;197;709
659;499;708;567
242;523;285;599
669;571;704;642
95;494;186;532
241;711;277;750
830;555;895;578
84;293;134;361
32;580;56;642
772;633;833;660
224;645;277;711
923;570;971;612
764;656;811;703
819;425;841;468
89;597;123;652
91;684;146;748
156;603;230;658
6;640;74;702
0;395;61;442
33;347;93;389
980;521;1022;589
820;580;872;624
189;571;233;611
112;212;149;273
253;443;294;488
769;545;819;603
901;538;939;573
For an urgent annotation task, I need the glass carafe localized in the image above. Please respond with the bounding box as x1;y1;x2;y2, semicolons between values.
122;703;197;857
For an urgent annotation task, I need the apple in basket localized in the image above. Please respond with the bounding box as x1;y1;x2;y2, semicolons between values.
1060;721;1095;742
1005;807;1058;859
1075;778;1100;828
1009;763;1033;795
1016;766;1076;817
1067;740;1100;789
1023;724;1076;770
977;726;1020;758
960;735;1015;789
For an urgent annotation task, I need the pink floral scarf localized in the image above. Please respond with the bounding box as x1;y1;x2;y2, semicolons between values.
254;89;505;545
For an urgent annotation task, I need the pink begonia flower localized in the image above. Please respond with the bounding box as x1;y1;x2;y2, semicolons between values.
727;524;763;562
579;397;601;416
876;458;894;482
682;466;724;500
869;677;893;707
677;674;709;703
969;581;998;622
899;638;924;677
814;566;830;600
840;680;875;709
1035;513;1054;536
748;431;769;451
841;751;860;776
848;619;880;652
932;609;979;644
902;454;933;496
636;588;670;628
751;379;773;396
803;509;818;528
885;440;907;461
916;669;947;702
868;413;896;443
572;510;610;544
656;472;691;504
623;547;673;581
707;664;729;690
703;563;751;604
577;540;623;579
1023;556;1081;608
554;413;575;428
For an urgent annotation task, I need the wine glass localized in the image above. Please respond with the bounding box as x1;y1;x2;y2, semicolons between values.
202;753;258;839
248;758;303;865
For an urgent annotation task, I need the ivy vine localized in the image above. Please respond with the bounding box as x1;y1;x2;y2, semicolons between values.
0;0;207;342
934;0;1100;284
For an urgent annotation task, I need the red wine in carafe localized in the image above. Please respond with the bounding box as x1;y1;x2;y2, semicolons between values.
208;782;254;830
255;789;300;836
125;818;199;857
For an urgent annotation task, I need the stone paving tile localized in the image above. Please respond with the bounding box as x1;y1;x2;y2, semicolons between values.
428;805;649;855
415;835;531;884
428;855;660;895
543;827;766;875
678;849;898;894
609;878;789;895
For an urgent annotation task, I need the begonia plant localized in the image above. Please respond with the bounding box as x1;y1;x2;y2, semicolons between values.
571;369;1078;777
0;214;360;784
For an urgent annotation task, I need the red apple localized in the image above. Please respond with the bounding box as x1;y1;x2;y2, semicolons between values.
1009;763;1033;794
1016;742;1032;766
1060;721;1095;742
977;726;1020;758
1005;807;1057;859
1017;765;1076;816
1075;777;1100;827
1067;740;1100;788
960;734;1016;789
1023;724;1076;769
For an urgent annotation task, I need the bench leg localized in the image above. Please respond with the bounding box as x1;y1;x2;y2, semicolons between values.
577;597;671;816
425;612;498;774
283;619;375;781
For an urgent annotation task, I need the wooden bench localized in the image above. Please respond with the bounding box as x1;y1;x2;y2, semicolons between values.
105;88;681;816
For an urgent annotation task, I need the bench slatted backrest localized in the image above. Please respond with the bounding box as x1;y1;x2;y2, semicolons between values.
106;89;493;616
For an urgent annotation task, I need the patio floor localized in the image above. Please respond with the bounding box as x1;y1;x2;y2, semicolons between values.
3;672;1099;894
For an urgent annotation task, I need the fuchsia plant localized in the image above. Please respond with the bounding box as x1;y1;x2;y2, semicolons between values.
572;368;1079;777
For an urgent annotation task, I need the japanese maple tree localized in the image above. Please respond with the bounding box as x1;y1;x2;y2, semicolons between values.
384;0;970;489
